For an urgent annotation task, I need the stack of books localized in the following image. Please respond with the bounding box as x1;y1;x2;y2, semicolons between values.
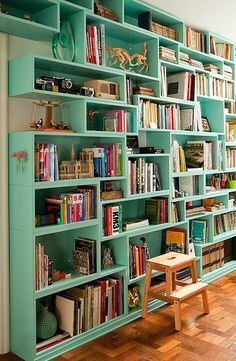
159;46;177;63
223;64;233;80
189;59;204;69
179;52;190;66
123;218;149;231
204;63;220;74
186;205;206;217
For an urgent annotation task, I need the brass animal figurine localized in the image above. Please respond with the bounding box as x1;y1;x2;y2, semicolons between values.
94;0;118;21
106;42;148;73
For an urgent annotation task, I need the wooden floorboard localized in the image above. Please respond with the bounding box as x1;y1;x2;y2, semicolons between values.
2;272;236;360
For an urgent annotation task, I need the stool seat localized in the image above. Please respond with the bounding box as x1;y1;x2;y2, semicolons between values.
170;281;207;300
141;251;210;331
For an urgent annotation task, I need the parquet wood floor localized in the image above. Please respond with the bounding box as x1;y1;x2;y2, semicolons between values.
2;272;236;361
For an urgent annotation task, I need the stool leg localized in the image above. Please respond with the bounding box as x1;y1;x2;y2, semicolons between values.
191;260;198;283
202;289;210;314
172;271;176;291
141;263;152;318
174;300;182;331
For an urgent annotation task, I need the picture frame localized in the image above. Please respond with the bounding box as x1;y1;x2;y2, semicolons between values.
201;117;211;132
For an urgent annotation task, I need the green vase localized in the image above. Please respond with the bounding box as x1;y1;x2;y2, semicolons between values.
36;305;57;340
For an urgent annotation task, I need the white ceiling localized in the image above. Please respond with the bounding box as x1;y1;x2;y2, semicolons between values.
142;0;236;43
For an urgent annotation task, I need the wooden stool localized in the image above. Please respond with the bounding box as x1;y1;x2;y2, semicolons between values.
141;251;210;331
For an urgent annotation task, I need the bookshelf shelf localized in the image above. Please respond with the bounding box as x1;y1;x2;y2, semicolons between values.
7;0;236;360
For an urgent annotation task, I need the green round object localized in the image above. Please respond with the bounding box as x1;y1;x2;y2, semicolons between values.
36;306;57;340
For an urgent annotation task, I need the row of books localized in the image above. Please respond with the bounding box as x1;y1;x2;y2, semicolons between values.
214;211;236;235
202;241;224;275
101;110;133;133
86;24;105;65
226;121;236;142
128;159;161;195
196;73;208;96
83;144;122;178
211;78;233;99
55;276;123;337
35;243;53;291
226;148;236;168
35;143;59;182
145;197;168;225
161;68;195;101
172;140;217;173
39;188;96;226
129;240;150;279
151;21;177;40
171;203;180;223
73;237;96;275
225;101;236;115
139;100;201;131
210;36;232;60
185;26;207;53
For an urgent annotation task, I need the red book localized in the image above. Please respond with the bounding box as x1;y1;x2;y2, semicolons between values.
96;280;106;323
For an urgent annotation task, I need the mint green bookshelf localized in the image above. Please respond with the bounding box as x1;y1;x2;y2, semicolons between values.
7;0;236;360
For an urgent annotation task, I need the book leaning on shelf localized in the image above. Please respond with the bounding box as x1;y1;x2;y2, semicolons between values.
164;227;186;253
73;237;96;275
167;72;195;101
191;220;208;243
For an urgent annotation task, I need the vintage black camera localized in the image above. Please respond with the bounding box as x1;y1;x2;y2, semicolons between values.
53;77;73;91
35;77;54;91
79;86;94;97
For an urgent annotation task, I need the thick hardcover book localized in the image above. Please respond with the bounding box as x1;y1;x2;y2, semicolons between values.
55;295;75;337
138;11;152;31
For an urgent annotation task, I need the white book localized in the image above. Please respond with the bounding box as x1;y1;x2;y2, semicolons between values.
55;295;75;337
167;72;188;100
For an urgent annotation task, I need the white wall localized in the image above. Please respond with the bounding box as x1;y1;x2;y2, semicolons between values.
143;0;236;42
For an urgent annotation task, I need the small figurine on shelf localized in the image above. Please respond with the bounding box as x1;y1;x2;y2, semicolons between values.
30;100;72;132
94;0;118;21
59;145;94;180
106;42;148;73
0;3;8;14
128;285;140;309
24;14;35;22
101;246;114;270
